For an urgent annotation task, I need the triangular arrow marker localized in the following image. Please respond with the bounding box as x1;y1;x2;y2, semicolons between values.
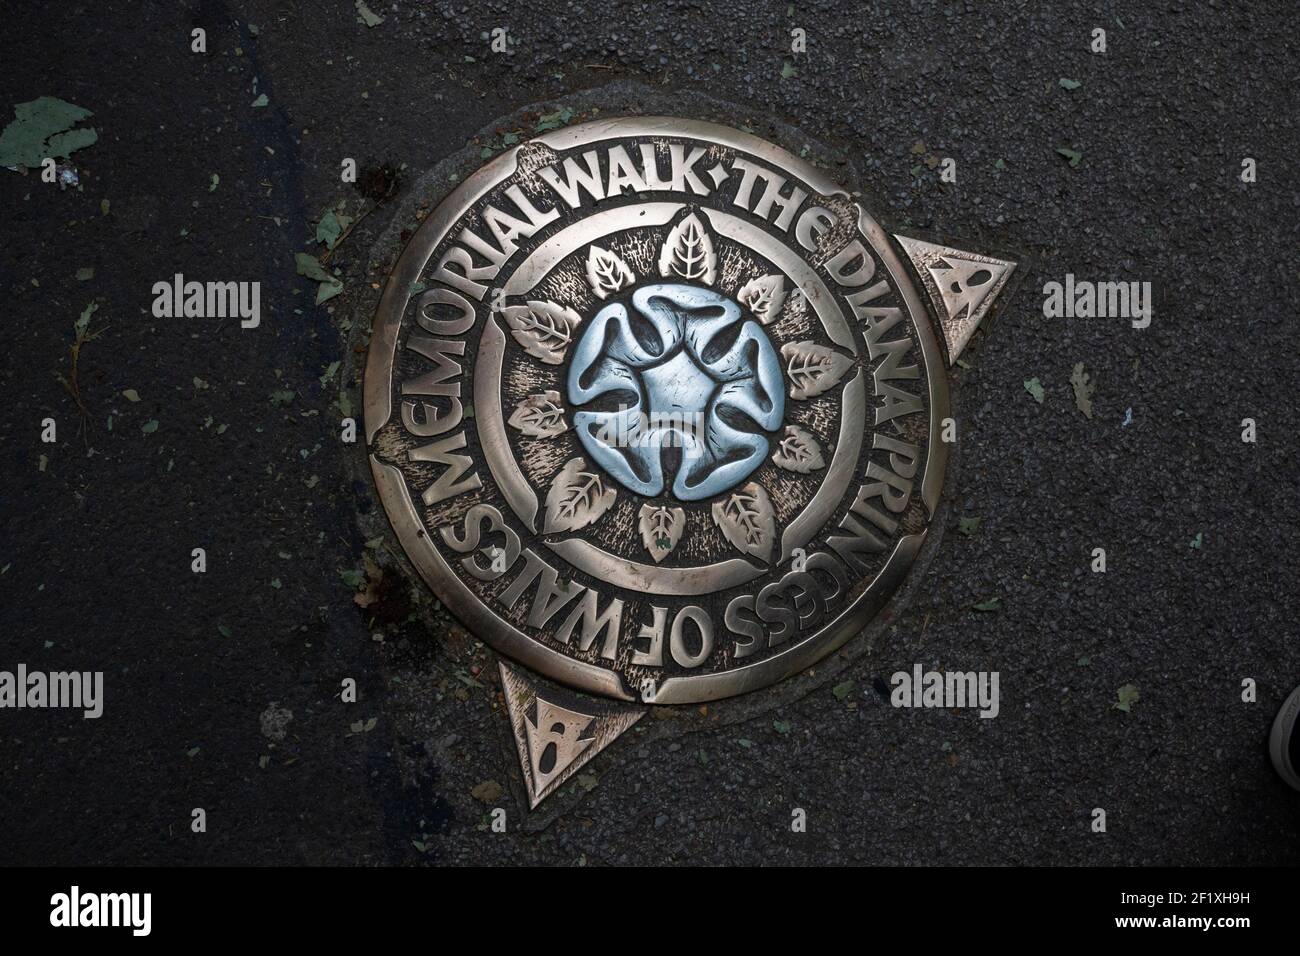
499;661;644;808
895;235;1017;365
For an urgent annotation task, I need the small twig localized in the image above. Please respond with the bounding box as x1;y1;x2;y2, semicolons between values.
56;318;104;442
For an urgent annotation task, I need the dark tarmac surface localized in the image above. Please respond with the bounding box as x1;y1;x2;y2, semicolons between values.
2;1;1298;865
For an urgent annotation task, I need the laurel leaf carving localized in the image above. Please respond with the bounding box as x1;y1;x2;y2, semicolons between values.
544;457;616;534
637;503;685;563
737;274;787;324
507;390;568;438
711;482;776;562
657;211;716;285
585;244;636;299
502;300;582;365
780;341;853;400
771;425;825;473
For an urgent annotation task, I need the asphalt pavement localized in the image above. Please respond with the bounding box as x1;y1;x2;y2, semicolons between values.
1;0;1298;865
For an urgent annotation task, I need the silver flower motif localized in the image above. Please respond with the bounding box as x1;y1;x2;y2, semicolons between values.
567;283;785;501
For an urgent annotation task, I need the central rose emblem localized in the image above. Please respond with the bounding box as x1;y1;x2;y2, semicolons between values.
567;283;785;501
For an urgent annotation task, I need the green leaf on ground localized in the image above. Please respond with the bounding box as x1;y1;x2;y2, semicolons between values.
315;278;343;304
1113;683;1140;713
294;252;343;304
972;596;1001;612
46;127;97;158
1059;78;1082;90
781;60;797;78
957;515;981;536
1070;362;1095;419
315;207;354;250
832;681;855;700
534;107;574;132
75;300;98;334
1056;147;1083;168
1024;377;1045;403
0;97;98;168
772;718;792;734
355;0;384;27
293;254;331;282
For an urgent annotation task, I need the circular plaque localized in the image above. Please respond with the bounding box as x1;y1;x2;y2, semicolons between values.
364;118;948;704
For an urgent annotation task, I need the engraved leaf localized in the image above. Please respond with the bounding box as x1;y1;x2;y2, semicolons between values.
711;482;776;563
657;211;716;285
637;503;685;563
507;390;568;438
585;244;636;299
737;274;787;324
544;457;616;534
780;341;853;400
502;300;582;366
771;424;825;473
